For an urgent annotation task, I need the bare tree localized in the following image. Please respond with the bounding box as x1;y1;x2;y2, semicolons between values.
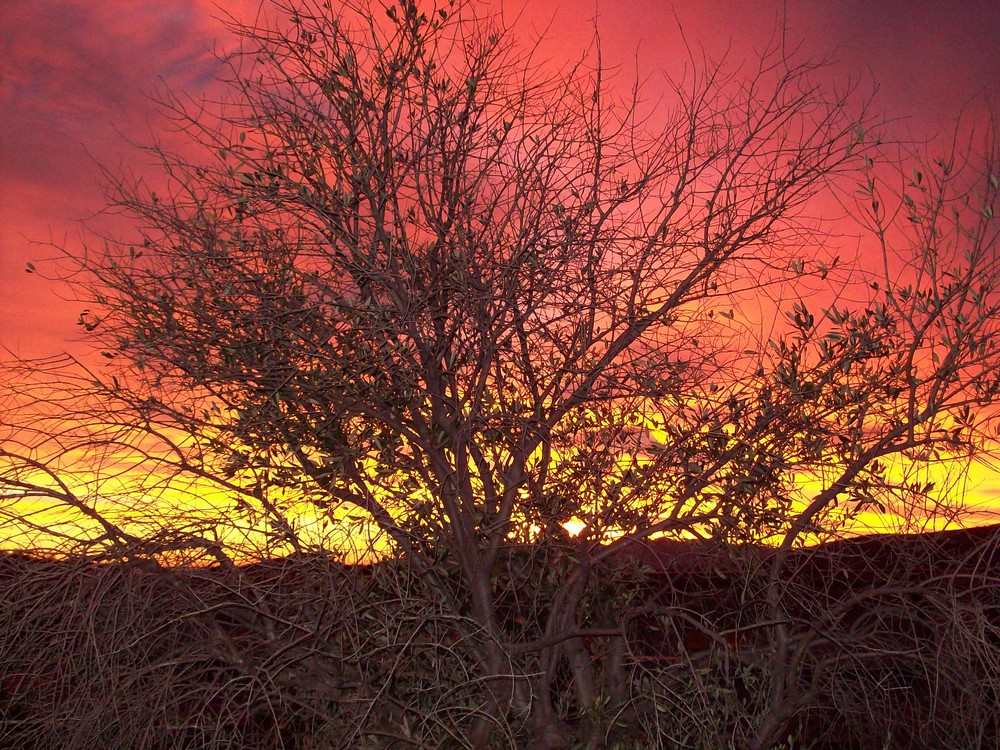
4;0;1000;746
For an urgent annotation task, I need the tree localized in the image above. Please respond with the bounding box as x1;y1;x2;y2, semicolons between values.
4;0;999;746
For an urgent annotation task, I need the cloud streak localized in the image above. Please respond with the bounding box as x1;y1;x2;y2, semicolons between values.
1;1;217;196
0;1;222;353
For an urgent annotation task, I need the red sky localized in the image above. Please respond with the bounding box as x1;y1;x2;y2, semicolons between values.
1;0;999;540
2;0;998;359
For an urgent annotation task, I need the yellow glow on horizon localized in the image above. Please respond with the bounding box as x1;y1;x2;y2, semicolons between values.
4;428;1000;563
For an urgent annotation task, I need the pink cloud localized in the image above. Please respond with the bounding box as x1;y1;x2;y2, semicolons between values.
0;1;224;355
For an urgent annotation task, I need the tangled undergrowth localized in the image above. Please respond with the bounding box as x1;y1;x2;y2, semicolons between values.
3;526;1000;749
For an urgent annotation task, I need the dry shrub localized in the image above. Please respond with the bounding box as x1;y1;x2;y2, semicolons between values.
4;528;1000;749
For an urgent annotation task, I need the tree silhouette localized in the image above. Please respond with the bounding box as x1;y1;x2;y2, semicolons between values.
3;0;999;746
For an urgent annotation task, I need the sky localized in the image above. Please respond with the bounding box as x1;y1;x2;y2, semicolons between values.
3;0;999;357
1;0;999;530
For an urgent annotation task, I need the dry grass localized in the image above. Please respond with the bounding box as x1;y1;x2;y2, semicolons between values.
3;528;1000;749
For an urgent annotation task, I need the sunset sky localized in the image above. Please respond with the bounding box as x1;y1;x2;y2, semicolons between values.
2;0;1000;530
4;0;999;356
